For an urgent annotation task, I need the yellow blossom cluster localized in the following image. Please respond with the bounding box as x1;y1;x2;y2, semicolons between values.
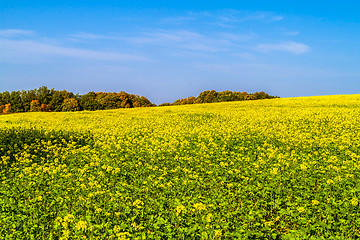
1;94;360;238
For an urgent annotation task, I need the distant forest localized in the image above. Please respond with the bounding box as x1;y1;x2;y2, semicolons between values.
160;90;278;106
0;86;278;113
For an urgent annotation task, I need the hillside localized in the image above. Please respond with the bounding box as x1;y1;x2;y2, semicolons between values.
1;95;360;239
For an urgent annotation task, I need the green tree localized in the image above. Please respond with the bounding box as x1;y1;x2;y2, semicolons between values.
20;89;36;112
0;91;10;106
49;90;74;112
79;92;101;111
36;86;52;104
9;91;23;112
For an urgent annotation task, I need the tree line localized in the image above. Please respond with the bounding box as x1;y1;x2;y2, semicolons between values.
159;90;278;106
0;86;155;113
0;87;278;113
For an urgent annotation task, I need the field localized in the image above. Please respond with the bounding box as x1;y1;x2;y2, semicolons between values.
1;95;360;239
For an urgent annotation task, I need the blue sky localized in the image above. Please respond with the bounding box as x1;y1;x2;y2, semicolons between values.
1;0;360;104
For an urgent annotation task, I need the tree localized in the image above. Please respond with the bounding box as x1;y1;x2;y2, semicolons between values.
30;100;41;112
20;90;36;112
62;98;80;112
196;90;219;103
49;90;74;112
36;86;52;104
0;91;10;106
9;91;23;112
41;104;50;112
79;92;101;111
3;104;11;114
158;102;172;107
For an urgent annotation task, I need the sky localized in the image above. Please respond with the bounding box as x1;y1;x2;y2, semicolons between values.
1;0;360;104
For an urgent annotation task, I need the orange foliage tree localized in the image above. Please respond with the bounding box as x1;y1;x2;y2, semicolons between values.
3;104;11;113
30;100;41;112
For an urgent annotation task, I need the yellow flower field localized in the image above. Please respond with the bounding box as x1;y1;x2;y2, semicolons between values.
1;94;360;239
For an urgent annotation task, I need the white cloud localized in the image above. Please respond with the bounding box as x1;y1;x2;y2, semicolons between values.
232;53;258;61
271;16;284;21
69;32;106;39
159;15;196;24
256;41;310;54
0;29;35;37
156;10;283;29
118;30;224;52
215;10;283;24
0;38;147;63
119;29;256;54
285;31;300;36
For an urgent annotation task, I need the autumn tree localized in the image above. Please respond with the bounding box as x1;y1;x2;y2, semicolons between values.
3;104;11;114
41;104;49;112
30;100;41;112
62;98;80;112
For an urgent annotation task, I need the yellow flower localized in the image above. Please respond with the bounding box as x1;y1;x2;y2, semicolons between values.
300;163;307;170
116;232;130;240
206;213;213;222
351;198;358;206
176;205;186;216
270;168;278;175
193;203;207;211
312;200;319;206
227;183;234;188
132;199;144;208
214;229;222;238
76;220;87;231
63;214;74;223
327;179;334;185
298;207;305;213
113;225;121;233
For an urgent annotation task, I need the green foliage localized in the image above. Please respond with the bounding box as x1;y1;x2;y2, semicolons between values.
62;98;80;112
0;128;93;169
0;86;155;113
0;128;94;238
78;92;101;111
158;102;172;107
1;95;360;239
0;87;276;112
171;90;278;106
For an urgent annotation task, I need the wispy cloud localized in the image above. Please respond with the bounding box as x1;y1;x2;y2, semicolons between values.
215;10;283;24
156;10;283;29
284;31;300;36
69;32;106;40
117;29;255;54
256;41;310;54
271;16;284;21
0;38;147;63
186;10;283;23
0;29;35;37
159;15;197;25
